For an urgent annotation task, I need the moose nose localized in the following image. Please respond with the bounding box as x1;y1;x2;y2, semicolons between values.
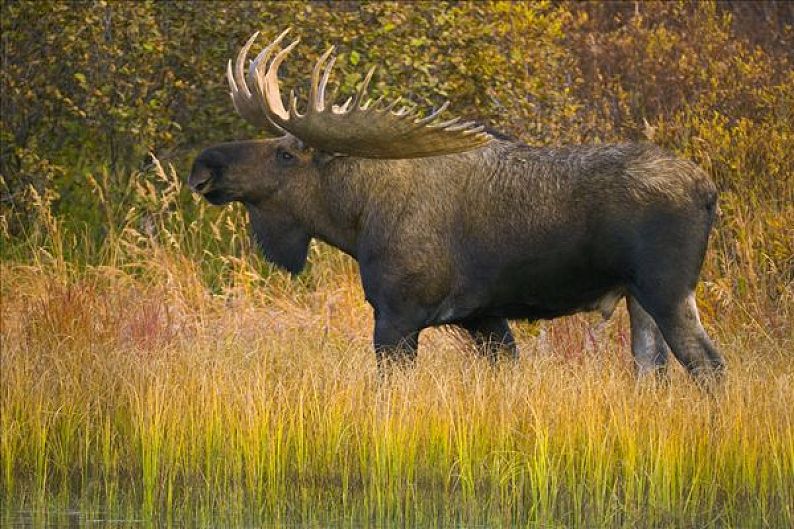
189;149;226;194
188;166;213;194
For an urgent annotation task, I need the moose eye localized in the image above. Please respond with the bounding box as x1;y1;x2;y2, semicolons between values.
276;149;294;163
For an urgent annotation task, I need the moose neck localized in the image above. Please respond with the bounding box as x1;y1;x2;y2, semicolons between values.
254;146;506;267
294;149;507;260
244;157;371;269
287;155;430;260
257;156;368;260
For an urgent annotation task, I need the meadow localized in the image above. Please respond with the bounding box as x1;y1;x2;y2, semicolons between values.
2;2;793;527
1;159;792;528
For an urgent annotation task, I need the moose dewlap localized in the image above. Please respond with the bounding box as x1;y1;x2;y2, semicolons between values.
189;29;725;380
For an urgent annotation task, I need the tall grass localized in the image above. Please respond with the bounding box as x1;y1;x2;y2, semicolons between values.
1;161;792;528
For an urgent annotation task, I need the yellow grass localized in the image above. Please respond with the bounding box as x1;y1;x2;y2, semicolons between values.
1;163;792;528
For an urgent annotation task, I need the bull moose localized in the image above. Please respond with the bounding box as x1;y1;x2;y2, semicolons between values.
189;29;725;380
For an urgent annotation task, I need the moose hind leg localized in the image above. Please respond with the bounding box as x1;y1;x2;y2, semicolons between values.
636;292;725;380
627;296;670;377
458;317;518;361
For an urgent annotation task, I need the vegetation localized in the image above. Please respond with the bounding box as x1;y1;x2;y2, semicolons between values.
1;1;792;527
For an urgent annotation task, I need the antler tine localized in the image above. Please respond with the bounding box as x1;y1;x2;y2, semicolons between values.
414;101;450;126
249;28;291;81
332;96;353;114
248;28;291;110
351;66;376;110
289;89;301;118
363;95;384;111
462;125;487;135
227;60;244;113
383;96;402;112
234;31;260;97
445;120;477;132
263;38;300;120
317;54;337;112
309;46;335;112
395;105;414;117
227;58;239;94
428;116;461;129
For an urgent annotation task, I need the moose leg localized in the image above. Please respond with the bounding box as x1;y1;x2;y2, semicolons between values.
373;316;420;372
458;317;518;361
634;291;725;381
627;296;670;378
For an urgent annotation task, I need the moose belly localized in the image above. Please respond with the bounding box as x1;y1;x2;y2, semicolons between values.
494;256;624;318
437;257;625;324
481;288;624;321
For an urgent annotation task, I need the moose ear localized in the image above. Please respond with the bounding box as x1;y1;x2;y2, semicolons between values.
312;150;342;167
246;204;311;274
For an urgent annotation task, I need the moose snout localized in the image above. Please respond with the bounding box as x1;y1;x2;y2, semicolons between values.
189;149;227;194
188;167;212;194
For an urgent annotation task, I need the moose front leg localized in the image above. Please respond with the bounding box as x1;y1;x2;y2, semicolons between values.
459;316;518;361
373;315;421;372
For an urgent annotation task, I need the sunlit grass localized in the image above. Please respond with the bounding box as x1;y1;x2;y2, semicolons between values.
1;161;792;528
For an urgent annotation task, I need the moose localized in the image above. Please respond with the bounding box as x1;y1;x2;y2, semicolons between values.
189;29;725;380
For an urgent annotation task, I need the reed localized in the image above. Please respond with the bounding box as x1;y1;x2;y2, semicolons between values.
1;161;791;528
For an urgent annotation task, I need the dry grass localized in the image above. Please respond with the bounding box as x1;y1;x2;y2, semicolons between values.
1;162;792;528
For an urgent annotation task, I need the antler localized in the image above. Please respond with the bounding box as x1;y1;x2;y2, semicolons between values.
232;30;492;158
226;29;289;136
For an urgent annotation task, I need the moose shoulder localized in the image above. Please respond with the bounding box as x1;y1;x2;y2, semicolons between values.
189;30;725;381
